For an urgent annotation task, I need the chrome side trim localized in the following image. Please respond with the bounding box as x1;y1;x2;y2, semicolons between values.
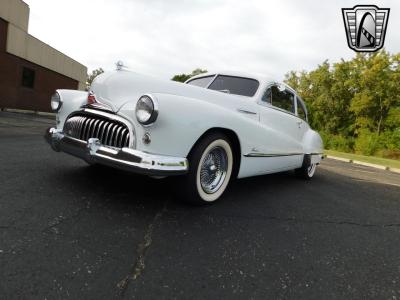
244;152;324;158
244;152;303;157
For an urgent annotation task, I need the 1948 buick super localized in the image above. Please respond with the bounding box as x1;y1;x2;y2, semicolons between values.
45;67;323;204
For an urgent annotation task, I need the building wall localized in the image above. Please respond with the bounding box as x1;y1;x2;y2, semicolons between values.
0;0;29;31
0;0;87;89
0;18;80;112
6;23;87;90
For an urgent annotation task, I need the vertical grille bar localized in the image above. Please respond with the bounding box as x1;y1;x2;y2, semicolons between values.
103;122;112;145
79;117;87;139
99;121;108;144
71;117;77;136
118;128;126;148
108;124;117;145
95;120;104;139
91;120;100;138
114;127;123;147
80;118;90;140
77;117;84;137
86;119;95;140
124;131;129;147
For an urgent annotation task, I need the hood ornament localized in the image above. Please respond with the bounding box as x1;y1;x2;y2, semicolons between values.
116;60;125;71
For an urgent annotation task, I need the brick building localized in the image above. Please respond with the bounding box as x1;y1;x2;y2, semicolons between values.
0;0;87;112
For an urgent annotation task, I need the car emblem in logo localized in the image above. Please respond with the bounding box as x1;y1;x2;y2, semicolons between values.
342;5;390;52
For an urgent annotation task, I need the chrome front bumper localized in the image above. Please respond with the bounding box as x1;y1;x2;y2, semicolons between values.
44;127;188;176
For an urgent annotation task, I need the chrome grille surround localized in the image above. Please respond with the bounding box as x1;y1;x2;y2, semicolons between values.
63;109;134;149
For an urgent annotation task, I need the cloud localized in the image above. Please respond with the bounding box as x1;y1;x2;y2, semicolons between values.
25;0;399;80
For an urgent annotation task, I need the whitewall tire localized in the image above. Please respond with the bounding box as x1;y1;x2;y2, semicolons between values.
295;161;317;179
180;133;234;204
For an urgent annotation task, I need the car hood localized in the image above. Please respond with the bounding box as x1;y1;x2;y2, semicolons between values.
90;70;252;112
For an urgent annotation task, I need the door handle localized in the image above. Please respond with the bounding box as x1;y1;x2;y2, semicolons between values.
296;121;302;128
237;108;257;115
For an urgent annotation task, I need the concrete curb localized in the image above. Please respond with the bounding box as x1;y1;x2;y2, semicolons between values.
326;155;400;174
1;108;55;117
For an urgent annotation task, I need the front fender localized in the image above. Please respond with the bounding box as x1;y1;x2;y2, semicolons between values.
119;93;250;157
56;90;88;130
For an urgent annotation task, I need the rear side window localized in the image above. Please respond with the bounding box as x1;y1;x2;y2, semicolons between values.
187;76;214;88
208;75;259;97
297;97;307;121
271;86;295;113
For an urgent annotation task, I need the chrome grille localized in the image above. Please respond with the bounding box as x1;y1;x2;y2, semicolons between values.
64;113;130;148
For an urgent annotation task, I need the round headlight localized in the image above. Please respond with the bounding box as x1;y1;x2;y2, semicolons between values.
135;95;158;125
50;92;62;112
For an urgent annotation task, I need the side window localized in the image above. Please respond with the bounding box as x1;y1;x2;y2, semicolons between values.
261;87;272;104
271;85;295;113
297;97;307;121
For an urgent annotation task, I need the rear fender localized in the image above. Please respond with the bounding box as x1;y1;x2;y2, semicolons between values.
302;129;324;165
302;129;323;154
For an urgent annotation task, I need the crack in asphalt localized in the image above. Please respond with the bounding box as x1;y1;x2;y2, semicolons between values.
117;201;168;297
185;212;400;229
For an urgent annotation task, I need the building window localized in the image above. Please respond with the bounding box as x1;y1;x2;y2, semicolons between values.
21;67;35;88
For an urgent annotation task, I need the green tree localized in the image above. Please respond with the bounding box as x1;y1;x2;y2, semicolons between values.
171;68;207;82
285;49;400;158
86;68;104;90
349;51;400;135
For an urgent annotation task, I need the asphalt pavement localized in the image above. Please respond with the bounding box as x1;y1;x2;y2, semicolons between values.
1;111;400;299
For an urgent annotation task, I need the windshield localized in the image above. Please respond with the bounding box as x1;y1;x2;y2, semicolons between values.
187;74;259;97
208;75;259;97
186;76;214;88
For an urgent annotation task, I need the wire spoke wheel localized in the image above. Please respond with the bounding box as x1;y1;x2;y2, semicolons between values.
180;134;234;204
199;146;228;194
307;163;316;177
295;155;318;180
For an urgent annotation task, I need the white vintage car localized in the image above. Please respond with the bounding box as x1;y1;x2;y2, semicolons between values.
45;68;323;204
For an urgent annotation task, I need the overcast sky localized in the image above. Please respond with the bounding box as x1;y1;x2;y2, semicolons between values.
24;0;399;80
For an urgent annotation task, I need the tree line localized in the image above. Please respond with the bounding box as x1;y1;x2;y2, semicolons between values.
285;50;400;159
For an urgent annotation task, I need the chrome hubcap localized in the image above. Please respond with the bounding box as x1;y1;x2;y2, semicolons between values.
200;146;228;194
